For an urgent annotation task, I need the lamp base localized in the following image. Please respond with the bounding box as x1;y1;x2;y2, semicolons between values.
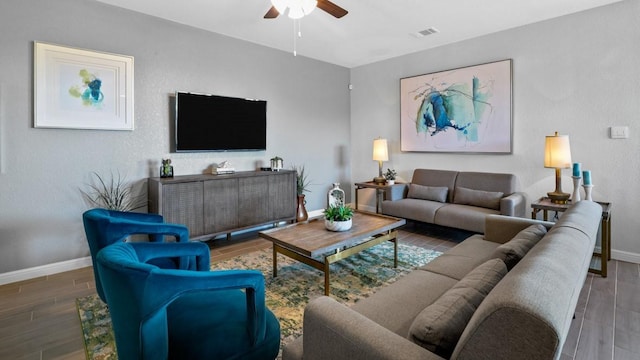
373;176;386;184
547;191;570;204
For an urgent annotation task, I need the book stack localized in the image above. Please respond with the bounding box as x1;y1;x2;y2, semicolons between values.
212;167;235;175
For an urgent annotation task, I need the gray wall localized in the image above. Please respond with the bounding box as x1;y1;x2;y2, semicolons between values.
351;0;640;260
0;0;350;273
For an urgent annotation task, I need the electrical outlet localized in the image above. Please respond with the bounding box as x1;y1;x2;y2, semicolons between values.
610;126;629;139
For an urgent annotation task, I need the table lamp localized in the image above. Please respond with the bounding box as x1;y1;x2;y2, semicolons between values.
372;137;388;184
544;131;572;204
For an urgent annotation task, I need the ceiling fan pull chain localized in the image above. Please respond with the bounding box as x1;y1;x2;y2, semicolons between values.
293;18;297;56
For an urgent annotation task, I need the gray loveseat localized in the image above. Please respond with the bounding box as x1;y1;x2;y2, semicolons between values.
382;169;527;233
284;200;602;360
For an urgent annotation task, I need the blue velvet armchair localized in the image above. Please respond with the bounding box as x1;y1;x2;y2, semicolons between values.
96;241;281;360
82;208;191;302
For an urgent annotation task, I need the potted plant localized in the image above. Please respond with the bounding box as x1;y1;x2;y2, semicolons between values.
384;168;397;185
323;204;354;232
80;171;147;211
293;165;311;222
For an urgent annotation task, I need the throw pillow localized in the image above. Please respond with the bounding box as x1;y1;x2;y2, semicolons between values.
407;184;448;203
453;186;504;210
408;258;507;358
491;224;547;270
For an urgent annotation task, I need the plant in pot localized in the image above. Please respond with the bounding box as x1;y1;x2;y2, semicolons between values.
80;171;147;211
293;165;311;222
384;168;397;185
323;204;354;232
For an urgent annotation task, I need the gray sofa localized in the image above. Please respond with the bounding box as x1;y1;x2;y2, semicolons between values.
284;200;602;360
382;169;527;233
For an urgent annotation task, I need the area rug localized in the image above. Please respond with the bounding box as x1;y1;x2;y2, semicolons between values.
76;242;441;359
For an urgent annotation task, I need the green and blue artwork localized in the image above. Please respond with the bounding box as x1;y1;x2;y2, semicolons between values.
69;69;104;107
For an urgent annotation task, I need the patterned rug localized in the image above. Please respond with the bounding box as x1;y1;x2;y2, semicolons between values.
76;242;441;359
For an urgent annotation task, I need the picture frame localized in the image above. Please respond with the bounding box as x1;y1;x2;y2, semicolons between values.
400;59;512;153
34;42;134;130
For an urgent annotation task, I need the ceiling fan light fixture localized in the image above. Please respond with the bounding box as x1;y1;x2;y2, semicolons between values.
301;0;317;15
288;6;305;19
271;0;289;13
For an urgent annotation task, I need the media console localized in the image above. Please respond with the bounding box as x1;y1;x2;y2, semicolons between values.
148;170;296;240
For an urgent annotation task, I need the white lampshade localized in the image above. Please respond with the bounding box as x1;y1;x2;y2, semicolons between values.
544;132;572;169
373;138;389;162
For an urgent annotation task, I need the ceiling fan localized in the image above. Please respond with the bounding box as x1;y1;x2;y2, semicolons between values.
264;0;348;19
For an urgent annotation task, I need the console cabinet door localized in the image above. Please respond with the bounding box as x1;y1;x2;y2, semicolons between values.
161;182;204;237
204;178;239;234
269;172;296;220
238;177;269;227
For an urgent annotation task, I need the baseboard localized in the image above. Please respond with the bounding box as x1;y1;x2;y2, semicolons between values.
611;250;640;265
0;257;92;286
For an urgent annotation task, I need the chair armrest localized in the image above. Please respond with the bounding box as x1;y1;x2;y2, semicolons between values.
483;215;555;244
111;220;190;242
145;268;267;345
129;242;209;271
108;210;163;223
384;183;409;201
301;296;445;360
499;192;527;217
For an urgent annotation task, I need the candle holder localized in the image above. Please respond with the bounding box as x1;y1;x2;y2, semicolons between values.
572;176;581;202
582;184;594;201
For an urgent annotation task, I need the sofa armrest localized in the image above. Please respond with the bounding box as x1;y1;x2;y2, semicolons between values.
483;215;555;244
499;192;527;217
300;296;445;360
384;183;409;201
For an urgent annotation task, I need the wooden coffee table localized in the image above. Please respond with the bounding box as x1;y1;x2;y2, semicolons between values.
259;211;406;295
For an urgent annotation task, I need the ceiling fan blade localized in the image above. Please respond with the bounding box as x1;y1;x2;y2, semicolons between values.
264;6;280;19
317;0;348;18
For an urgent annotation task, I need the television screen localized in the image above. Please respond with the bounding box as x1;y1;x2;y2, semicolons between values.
175;92;267;152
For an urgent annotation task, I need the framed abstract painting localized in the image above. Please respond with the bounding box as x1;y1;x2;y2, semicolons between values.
34;42;134;130
400;59;512;153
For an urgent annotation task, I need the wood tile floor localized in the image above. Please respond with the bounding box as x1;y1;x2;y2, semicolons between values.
0;222;638;359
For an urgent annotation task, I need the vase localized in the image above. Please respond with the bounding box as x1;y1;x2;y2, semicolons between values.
327;183;345;208
571;176;581;202
386;179;395;185
325;218;352;232
296;194;308;222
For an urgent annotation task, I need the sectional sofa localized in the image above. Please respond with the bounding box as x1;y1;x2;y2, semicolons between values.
381;169;527;233
284;200;601;360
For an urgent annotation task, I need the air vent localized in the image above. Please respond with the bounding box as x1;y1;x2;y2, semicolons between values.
412;27;440;38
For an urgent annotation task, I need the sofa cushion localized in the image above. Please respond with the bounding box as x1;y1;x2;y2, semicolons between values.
382;198;447;224
454;186;504;210
420;236;501;280
407;184;448;203
433;204;499;234
408;258;507;358
491;224;547;270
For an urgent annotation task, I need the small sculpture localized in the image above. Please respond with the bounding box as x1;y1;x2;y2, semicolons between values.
160;159;173;178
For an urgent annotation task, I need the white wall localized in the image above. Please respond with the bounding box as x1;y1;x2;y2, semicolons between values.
351;0;640;261
0;0;350;274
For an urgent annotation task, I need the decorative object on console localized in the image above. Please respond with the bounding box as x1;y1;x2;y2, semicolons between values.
372;137;389;184
582;170;593;201
294;165;311;222
212;161;235;174
384;168;397;185
160;159;173;178
327;183;345;208
544;131;572;204
34;42;134;130
323;204;354;232
270;156;283;171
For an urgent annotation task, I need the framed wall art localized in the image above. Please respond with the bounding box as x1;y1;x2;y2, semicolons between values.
34;42;134;130
400;59;512;153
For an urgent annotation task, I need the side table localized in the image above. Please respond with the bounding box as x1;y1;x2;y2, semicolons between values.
354;181;392;214
531;197;612;277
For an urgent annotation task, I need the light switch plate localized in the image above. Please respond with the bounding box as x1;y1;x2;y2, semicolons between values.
610;126;629;139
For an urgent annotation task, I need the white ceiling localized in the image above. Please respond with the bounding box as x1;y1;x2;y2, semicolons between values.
95;0;622;68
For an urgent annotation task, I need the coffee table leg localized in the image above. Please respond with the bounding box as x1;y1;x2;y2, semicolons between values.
393;237;398;268
273;245;278;277
324;260;330;296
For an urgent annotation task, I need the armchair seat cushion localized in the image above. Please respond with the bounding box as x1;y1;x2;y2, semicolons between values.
168;290;281;359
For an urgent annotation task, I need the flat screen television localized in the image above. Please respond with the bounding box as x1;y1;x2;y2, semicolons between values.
175;91;267;152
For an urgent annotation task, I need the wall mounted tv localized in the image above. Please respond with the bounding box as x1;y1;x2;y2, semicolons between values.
175;91;267;152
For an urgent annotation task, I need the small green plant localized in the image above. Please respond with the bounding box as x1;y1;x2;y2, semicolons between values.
80;171;147;211
323;205;354;222
293;165;311;196
384;168;397;181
